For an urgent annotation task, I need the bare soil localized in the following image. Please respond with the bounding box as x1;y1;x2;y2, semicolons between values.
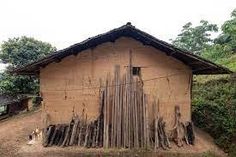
0;109;226;157
0;109;42;157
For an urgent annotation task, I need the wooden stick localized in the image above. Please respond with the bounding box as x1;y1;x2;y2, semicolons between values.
61;125;70;147
48;125;59;146
116;65;121;147
58;125;67;146
78;106;86;146
107;74;111;148
42;125;54;147
154;116;159;150
92;122;97;147
84;124;89;147
111;78;115;147
134;79;139;148
69;116;79;145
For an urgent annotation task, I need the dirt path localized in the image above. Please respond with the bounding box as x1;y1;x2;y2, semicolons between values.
0;110;42;157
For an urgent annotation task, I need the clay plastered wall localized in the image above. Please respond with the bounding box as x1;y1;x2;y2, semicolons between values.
40;37;192;128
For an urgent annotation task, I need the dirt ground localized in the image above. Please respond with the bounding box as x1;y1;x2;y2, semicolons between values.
0;109;226;157
0;109;42;157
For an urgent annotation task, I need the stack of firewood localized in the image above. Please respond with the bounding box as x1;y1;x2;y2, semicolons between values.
43;114;104;148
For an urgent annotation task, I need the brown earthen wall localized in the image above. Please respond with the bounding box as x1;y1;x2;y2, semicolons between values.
40;37;192;129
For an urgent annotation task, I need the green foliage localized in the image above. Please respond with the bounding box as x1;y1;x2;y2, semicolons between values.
202;9;236;72
200;43;236;71
216;9;236;50
0;72;39;95
172;9;236;72
171;20;218;54
192;78;236;151
201;44;233;62
218;54;236;71
0;36;55;95
172;8;236;155
0;36;56;68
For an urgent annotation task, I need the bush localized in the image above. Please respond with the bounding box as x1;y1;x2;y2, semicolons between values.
229;144;236;157
192;77;236;151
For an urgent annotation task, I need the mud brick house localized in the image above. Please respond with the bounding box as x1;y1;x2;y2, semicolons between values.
14;23;232;148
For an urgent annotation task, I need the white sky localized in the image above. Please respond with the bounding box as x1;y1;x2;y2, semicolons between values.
0;0;235;71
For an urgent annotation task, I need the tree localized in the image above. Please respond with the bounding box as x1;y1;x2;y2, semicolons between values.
171;20;218;55
201;9;236;71
201;44;232;63
215;9;236;51
0;36;56;68
0;36;56;95
171;9;236;155
0;73;39;95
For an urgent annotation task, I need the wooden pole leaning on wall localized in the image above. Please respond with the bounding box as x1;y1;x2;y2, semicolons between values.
123;73;128;148
171;105;195;147
103;74;109;148
114;65;119;147
133;78;139;148
128;50;133;148
153;99;160;151
111;77;115;148
117;65;122;148
98;78;104;147
69;116;79;145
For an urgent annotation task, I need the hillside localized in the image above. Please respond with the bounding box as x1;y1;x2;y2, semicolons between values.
217;54;236;71
192;49;236;156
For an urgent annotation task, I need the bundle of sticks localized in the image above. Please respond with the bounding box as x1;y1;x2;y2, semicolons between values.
43;113;103;148
151;100;171;150
43;113;104;148
43;94;105;148
170;105;195;147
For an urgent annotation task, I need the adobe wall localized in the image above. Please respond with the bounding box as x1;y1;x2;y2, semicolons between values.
40;37;192;129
